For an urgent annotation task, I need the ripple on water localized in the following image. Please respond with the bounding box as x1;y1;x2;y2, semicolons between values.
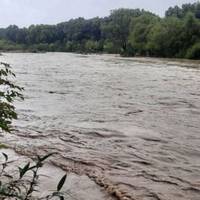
1;53;200;200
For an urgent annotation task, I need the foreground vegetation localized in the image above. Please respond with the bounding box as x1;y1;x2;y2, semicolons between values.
0;63;66;199
0;153;67;200
0;62;23;132
0;2;200;59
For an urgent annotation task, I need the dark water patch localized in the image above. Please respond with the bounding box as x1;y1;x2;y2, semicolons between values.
139;137;167;144
125;109;143;116
190;92;200;96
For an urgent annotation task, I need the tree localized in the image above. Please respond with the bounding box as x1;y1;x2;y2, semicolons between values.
129;13;159;56
182;12;200;45
186;42;200;59
5;25;19;43
103;40;115;53
0;62;23;132
101;9;150;55
85;40;100;52
0;4;200;58
165;6;183;18
147;17;184;57
165;2;200;19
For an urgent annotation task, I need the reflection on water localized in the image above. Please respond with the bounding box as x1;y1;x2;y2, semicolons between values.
1;53;200;200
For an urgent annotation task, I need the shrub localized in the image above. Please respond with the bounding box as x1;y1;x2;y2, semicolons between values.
185;42;200;59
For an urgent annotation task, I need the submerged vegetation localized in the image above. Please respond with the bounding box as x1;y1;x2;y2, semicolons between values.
0;2;200;59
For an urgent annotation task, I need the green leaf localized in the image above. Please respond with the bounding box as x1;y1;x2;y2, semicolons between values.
59;195;64;200
2;153;8;162
38;153;55;162
57;174;67;191
19;162;30;179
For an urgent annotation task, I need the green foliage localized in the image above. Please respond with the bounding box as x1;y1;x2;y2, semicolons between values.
0;40;25;51
103;40;116;53
0;62;24;132
129;14;159;56
186;42;200;59
101;8;153;55
182;13;200;48
84;40;101;53
0;153;67;200
0;63;67;199
1;2;200;58
147;17;184;57
165;2;200;18
57;174;67;192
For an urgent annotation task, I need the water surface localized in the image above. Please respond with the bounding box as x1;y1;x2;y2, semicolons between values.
1;53;200;200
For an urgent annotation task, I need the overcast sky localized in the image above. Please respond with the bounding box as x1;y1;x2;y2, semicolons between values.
0;0;197;27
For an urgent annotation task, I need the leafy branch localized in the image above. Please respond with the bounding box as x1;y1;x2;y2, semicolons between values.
0;153;67;200
0;62;24;132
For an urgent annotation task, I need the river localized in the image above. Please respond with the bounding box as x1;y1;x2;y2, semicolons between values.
1;53;200;200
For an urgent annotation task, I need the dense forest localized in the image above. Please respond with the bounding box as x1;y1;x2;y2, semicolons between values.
1;2;200;59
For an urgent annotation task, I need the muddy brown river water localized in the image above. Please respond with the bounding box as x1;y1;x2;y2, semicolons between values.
0;53;200;200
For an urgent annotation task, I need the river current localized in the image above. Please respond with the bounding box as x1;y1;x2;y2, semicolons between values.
1;53;200;200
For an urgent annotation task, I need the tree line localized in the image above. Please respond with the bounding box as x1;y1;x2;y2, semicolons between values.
1;2;200;59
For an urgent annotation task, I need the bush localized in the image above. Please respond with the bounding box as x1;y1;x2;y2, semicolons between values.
0;40;25;51
85;40;100;53
185;42;200;59
103;41;115;53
